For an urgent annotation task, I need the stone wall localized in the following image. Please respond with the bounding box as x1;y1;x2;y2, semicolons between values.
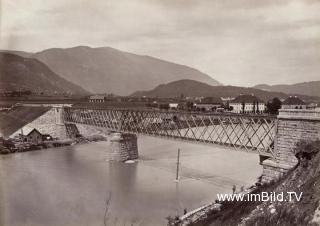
10;107;68;139
109;133;138;161
261;109;320;183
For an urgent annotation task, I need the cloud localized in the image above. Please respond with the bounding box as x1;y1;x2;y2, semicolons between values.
1;0;319;86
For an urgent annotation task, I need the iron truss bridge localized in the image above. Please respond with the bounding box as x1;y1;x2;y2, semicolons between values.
63;107;277;157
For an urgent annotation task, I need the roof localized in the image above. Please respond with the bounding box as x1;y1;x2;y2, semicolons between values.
230;94;264;104
282;96;305;105
198;97;222;104
89;95;105;99
26;128;42;136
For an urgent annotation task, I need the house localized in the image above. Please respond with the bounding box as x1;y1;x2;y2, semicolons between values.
169;103;179;109
229;94;265;114
89;95;105;103
24;129;43;144
196;97;223;111
282;96;306;109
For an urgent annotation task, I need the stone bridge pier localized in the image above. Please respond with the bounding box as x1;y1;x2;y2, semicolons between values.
261;109;320;183
109;132;139;162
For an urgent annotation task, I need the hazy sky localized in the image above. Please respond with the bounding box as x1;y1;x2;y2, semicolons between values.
1;0;319;86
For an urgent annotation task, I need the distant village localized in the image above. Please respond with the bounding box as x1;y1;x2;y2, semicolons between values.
87;93;317;114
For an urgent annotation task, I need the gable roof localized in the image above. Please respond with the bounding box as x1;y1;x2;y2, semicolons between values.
230;94;264;103
282;96;305;105
26;128;42;136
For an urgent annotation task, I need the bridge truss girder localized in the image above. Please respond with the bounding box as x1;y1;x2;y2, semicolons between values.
63;108;276;157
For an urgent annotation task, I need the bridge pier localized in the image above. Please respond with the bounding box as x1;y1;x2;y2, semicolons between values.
261;109;320;183
109;133;139;162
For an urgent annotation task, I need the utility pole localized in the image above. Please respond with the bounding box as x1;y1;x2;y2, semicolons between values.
175;148;181;182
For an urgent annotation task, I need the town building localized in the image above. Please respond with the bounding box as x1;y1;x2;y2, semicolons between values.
229;94;265;114
281;96;307;109
89;95;105;103
196;97;223;111
169;103;179;109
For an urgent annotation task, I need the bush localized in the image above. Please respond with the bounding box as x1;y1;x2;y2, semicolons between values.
295;140;320;164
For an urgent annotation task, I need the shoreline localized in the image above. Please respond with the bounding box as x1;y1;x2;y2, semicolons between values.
0;134;108;155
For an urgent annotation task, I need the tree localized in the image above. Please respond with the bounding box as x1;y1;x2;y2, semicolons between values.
267;97;282;115
186;102;194;110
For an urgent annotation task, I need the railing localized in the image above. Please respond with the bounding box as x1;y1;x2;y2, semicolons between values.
63;107;276;157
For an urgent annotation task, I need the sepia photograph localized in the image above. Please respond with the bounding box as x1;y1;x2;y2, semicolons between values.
0;1;320;226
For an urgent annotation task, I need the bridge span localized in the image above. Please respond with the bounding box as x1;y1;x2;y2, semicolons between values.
63;107;276;158
7;104;320;183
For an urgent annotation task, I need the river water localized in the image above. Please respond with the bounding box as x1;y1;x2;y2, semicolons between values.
0;136;262;226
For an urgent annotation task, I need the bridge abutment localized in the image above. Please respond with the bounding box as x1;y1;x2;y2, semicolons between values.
261;109;320;183
109;133;139;162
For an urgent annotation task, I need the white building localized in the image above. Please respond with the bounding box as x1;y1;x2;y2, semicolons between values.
169;103;179;109
229;94;265;114
282;96;306;109
89;95;105;103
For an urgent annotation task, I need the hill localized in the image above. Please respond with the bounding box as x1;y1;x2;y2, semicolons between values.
254;81;320;97
132;79;320;102
0;53;89;95
29;46;220;95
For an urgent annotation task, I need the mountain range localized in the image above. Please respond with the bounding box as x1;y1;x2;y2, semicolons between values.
3;46;220;95
0;53;88;95
132;79;320;102
1;46;319;100
253;81;320;97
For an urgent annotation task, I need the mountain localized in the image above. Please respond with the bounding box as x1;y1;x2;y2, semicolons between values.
254;81;320;97
0;53;89;95
29;46;221;95
0;50;33;58
132;79;320;102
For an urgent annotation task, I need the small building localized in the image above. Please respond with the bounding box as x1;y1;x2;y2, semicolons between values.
24;129;43;144
196;97;223;112
169;103;179;109
282;96;306;109
229;94;265;114
89;95;105;103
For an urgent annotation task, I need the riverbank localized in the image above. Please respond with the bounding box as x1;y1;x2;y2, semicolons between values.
0;134;107;155
171;140;320;226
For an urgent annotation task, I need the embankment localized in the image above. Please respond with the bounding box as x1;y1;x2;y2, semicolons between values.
172;140;320;226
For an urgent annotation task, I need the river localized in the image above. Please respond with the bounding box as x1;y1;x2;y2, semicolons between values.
0;136;262;226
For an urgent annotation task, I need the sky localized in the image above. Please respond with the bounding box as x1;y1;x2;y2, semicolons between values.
1;0;319;86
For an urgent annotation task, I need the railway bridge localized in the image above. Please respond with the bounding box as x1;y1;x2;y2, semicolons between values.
14;104;320;183
60;107;320;183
